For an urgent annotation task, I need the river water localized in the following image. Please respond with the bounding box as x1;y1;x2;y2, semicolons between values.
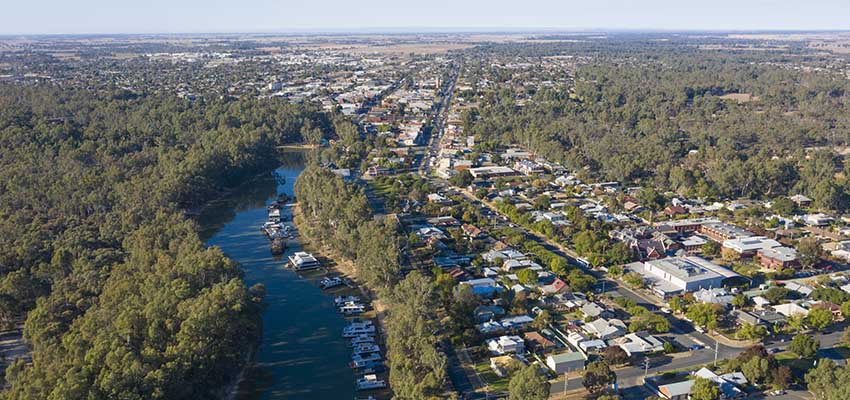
199;152;355;400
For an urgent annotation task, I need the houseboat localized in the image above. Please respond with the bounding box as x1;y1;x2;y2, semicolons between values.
320;276;345;289
335;296;360;307
339;302;366;315
352;352;382;365
288;251;321;271
350;335;375;346
352;344;380;355
356;374;387;391
343;323;376;338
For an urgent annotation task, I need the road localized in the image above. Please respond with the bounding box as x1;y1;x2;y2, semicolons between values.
431;185;849;399
417;62;460;177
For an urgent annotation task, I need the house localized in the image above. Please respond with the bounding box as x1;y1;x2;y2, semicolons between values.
653;368;747;400
461;224;485;240
693;368;747;399
616;332;665;356
812;302;843;319
487;335;525;355
664;205;688;217
427;193;451;205
460;278;500;296
546;351;586;374
474;305;506;323
500;315;534;330
514;159;545;175
583;318;626;340
773;302;810;317
524;331;557;352
540;277;568;294
791;194;813;207
693;288;735;306
803;213;834;227
732;309;785;327
757;246;800;270
785;282;814;297
579;302;609;319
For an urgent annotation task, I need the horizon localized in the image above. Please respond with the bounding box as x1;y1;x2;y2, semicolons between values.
2;0;850;35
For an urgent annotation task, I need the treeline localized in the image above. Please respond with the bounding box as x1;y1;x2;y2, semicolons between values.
0;84;328;398
463;43;850;209
294;165;447;398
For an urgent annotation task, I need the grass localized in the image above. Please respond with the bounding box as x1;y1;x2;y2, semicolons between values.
473;361;510;392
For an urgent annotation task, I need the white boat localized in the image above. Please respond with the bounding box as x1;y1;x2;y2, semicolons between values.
335;296;360;307
343;325;376;337
351;359;382;369
268;208;281;221
320;277;345;289
339;302;366;315
353;344;381;355
356;374;387;391
352;352;382;364
350;335;375;346
288;252;321;270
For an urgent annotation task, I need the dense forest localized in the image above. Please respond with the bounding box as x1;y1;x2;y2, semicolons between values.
295;165;447;399
462;43;850;209
0;84;329;399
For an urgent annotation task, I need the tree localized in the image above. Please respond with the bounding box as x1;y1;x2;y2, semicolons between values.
771;197;795;216
731;294;748;308
602;346;630;365
690;377;720;400
763;287;789;304
668;296;689;313
508;364;549;400
608;265;624;277
532;310;552;331
807;307;834;331
517;268;538;285
583;360;616;393
772;365;792;390
568;270;597;293
622;272;645;288
788;334;820;358
701;241;720;258
736;323;767;340
686;303;720;330
449;170;474;188
805;359;841;399
797;238;823;269
741;356;770;384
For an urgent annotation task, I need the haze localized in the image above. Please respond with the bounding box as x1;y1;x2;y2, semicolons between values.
3;0;850;35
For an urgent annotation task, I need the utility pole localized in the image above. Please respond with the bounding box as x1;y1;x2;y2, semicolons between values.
564;371;568;394
714;339;719;367
643;357;650;381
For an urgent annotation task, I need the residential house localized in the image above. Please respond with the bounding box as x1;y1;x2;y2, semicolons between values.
487;335;525;355
583;318;626;340
616;332;665;356
546;351;586;374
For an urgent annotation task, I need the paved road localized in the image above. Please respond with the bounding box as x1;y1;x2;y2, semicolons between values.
418;62;460;177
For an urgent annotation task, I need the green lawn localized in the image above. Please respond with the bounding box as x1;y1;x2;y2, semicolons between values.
473;361;510;392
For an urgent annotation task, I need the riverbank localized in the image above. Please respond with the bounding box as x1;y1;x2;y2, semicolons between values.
292;203;393;399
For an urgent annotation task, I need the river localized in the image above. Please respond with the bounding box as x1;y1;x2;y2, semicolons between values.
199;152;355;400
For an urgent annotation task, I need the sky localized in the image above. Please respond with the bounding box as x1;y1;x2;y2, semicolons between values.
2;0;850;35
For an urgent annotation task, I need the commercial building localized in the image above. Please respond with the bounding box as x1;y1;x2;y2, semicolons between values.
626;256;739;297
